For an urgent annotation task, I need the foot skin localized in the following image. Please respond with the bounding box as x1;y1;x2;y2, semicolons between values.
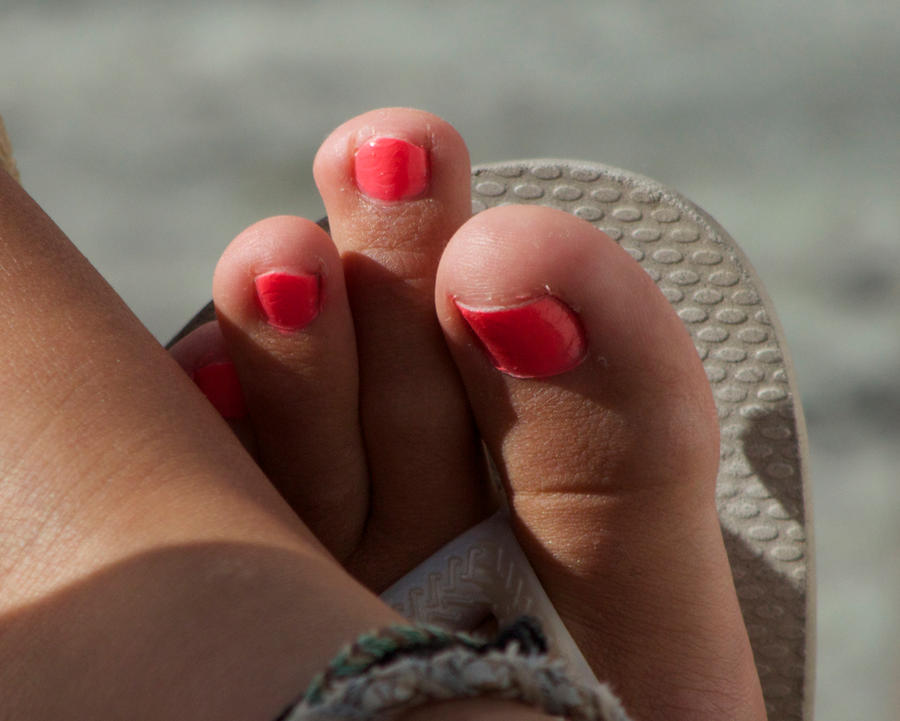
0;167;404;720
172;108;766;720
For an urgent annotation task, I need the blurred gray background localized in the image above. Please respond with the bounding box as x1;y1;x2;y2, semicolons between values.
3;1;898;718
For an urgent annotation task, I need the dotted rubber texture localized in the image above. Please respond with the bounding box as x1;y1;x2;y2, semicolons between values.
169;159;814;721
471;159;814;721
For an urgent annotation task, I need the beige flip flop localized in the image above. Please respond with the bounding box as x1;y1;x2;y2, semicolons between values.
0;115;21;183
171;159;814;721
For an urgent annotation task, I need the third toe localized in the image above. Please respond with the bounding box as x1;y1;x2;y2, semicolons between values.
211;215;368;559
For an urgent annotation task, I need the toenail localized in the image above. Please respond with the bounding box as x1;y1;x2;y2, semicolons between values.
192;362;247;419
454;296;587;379
254;271;321;331
353;136;429;202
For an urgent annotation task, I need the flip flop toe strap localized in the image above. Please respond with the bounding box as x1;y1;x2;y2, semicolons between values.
380;511;601;689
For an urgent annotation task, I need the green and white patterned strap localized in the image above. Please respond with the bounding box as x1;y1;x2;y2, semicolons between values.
280;618;631;721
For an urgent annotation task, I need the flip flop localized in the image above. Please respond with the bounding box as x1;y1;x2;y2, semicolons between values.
170;159;814;721
0;114;21;183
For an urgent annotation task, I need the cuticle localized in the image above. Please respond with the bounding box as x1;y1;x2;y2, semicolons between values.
453;291;567;312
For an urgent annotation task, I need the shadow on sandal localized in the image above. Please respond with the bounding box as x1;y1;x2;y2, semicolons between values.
720;399;812;721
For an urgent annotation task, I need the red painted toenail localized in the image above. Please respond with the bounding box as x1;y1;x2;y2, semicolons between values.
254;271;321;331
192;362;247;419
454;296;587;379
354;136;429;202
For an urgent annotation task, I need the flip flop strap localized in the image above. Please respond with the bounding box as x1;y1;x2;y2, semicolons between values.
380;511;600;689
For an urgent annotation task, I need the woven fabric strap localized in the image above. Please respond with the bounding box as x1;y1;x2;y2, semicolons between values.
281;618;631;721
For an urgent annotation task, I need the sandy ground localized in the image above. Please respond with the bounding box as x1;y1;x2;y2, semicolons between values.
3;1;899;718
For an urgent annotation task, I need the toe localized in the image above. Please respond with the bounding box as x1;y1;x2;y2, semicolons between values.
210;215;367;559
314;108;491;583
436;205;762;718
169;320;255;451
438;205;719;504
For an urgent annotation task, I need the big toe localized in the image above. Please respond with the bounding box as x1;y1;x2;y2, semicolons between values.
436;204;764;720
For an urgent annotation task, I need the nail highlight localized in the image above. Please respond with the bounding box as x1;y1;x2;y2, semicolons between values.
192;362;247;419
354;136;429;202
255;271;321;331
455;296;587;379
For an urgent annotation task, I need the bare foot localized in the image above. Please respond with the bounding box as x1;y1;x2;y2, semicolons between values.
171;108;766;720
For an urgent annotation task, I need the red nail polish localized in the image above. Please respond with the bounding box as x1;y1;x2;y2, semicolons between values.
455;296;587;379
354;136;429;202
255;272;320;331
192;362;247;419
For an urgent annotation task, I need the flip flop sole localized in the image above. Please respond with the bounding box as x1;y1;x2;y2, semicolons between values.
466;159;814;721
168;159;814;721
